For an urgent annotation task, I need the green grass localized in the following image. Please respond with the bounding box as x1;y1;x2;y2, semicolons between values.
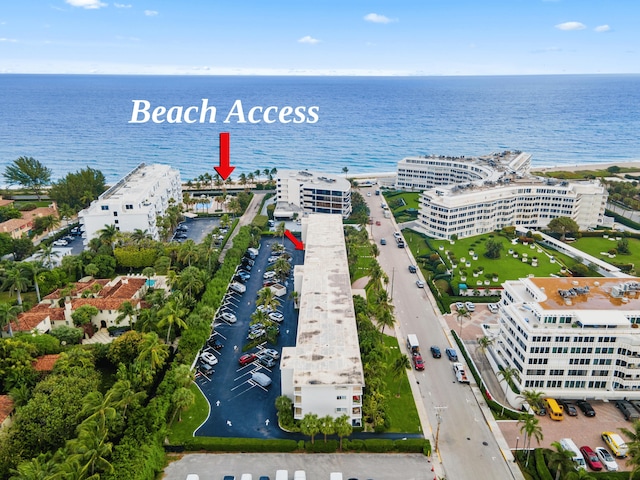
381;335;422;434
572;235;640;269
383;191;420;213
167;383;209;444
0;291;38;306
352;245;376;281
532;166;640;180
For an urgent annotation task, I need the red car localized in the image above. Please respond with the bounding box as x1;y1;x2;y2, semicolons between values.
412;354;425;371
580;446;603;471
238;353;257;366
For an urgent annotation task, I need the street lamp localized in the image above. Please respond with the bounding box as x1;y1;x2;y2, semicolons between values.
514;436;520;463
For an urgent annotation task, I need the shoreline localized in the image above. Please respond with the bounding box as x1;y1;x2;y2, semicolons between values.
531;160;640;174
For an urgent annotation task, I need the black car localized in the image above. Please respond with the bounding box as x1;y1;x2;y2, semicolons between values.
176;224;188;232
576;399;596;417
430;345;442;358
559;400;578;416
174;232;188;239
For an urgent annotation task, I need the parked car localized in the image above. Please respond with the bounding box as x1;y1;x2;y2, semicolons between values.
267;256;280;264
416;279;425;288
207;337;223;350
580;446;603;471
220;312;237;324
408;265;417;273
615;400;640;421
239;353;257;366
445;348;458;361
52;239;68;246
559;400;578;416
530;402;546;416
258;355;276;368
174;232;188;240
380;238;387;245
263;348;280;360
269;312;284;323
595;447;619;471
256;304;274;314
200;351;218;366
393;232;401;239
455;302;465;310
252;371;272;387
430;345;442;358
263;271;276;280
487;303;498;313
464;301;475;312
412;354;425;371
602;432;628;458
248;329;266;340
576;400;596;417
176;224;188;231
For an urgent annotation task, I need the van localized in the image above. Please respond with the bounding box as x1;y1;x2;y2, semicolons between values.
602;432;629;458
544;398;564;421
560;438;586;470
293;472;306;480
330;474;343;480
615;400;640;421
275;470;288;480
251;372;272;388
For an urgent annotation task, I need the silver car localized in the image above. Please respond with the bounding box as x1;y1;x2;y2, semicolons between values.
595;447;618;471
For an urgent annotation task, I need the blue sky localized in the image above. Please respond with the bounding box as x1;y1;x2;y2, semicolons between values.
0;0;637;75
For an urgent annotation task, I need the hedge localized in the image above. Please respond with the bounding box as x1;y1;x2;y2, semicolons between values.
305;440;338;453
606;209;640;231
535;448;553;480
183;437;298;452
363;439;395;453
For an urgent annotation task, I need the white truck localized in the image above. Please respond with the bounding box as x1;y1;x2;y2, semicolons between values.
453;362;469;384
229;282;246;294
407;334;420;354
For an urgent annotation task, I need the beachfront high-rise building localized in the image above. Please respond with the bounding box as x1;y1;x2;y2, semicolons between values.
274;170;352;219
280;214;364;426
494;277;640;401
78;163;181;245
395;151;607;239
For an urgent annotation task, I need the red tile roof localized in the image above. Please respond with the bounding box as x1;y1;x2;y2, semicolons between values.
20;206;58;221
32;354;61;372
8;311;49;333
71;297;141;311
0;396;14;424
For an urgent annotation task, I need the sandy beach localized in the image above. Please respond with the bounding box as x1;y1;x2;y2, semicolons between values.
532;161;640;174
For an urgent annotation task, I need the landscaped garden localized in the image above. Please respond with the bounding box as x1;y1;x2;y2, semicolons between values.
383;191;420;223
571;234;640;275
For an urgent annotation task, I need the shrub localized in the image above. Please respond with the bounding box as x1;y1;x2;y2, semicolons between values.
394;438;429;453
364;439;395;452
305;440;338;453
184;437;298;452
345;439;364;452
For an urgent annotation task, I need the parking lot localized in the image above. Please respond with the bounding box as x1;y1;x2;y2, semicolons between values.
194;236;304;439
172;217;222;244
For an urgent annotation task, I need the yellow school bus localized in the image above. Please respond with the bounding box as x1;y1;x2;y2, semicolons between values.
544;398;564;421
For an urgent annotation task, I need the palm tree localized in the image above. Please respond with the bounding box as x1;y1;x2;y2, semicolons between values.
158;297;189;343
136;331;169;373
319;414;335;443
620;420;640;480
566;468;596;480
334;414;353;451
256;286;280;313
178;266;206;299
20;261;43;303
300;413;320;444
97;224;118;249
178;240;200;267
476;335;494;368
247;172;255;185
1;266;32;306
275;221;285;245
289;290;300;309
116;301;137;326
545;441;577;480
342;166;349;176
392;354;411;395
456;306;470;337
170;387;195;423
520;389;545;411
518;414;543;465
0;302;22;337
273;257;291;283
67;417;114;477
9;453;61;479
497;366;521;394
131;229;151;242
376;304;395;335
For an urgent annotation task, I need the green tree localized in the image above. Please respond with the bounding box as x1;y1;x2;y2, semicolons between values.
547;216;580;241
545;441;577;480
300;413;320;444
48;167;106;212
12;237;35;261
476;336;493;368
136;332;169;381
34;244;60;270
158;296;189;344
3;157;52;200
256;286;280;313
392;354;411;395
620;420;640;480
456;306;470;337
518;414;543;465
273;257;291;283
376;304;395;335
66;416;114;477
319;414;335;443
484;238;503;259
334;414;353;451
0;302;22;337
71;304;99;327
497;366;521;394
170;387;195;423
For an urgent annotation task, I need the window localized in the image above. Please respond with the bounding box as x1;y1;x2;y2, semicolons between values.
101;205;109;211
113;212;118;217
336;395;347;400
125;204;134;210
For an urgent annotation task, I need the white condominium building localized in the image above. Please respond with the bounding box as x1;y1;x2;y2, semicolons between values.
417;178;607;239
274;170;352;219
79;163;181;245
495;277;640;400
280;214;365;426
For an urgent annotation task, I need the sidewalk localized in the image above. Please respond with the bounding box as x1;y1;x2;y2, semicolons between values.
218;192;265;262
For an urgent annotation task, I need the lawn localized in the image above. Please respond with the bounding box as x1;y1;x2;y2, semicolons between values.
383;191;420;223
167;383;209;444
572;235;640;271
352;245;376;282
382;335;422;434
0;291;38;306
403;229;578;290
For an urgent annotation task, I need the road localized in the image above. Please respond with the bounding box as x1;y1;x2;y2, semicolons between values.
362;189;522;480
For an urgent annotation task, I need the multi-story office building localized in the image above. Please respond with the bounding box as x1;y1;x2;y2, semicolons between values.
274;170;352;219
395;151;607;239
495;276;640;400
280;214;365;426
78;163;181;245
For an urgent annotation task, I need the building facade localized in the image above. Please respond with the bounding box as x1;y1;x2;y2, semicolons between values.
78;163;181;245
280;214;364;426
395;151;607;239
494;277;640;400
274;170;352;219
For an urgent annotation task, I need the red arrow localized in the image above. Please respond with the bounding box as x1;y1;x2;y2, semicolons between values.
214;132;235;180
285;229;304;250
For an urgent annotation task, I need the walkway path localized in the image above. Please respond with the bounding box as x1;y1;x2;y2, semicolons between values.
218;192;265;262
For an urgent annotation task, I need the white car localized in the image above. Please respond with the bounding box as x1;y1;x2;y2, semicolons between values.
595;447;618;471
487;303;498;313
269;312;284;323
256;305;274;314
52;239;68;246
267;256;280;264
464;301;475;312
263;348;280;360
263;271;276;280
200;351;218;366
220;312;237;323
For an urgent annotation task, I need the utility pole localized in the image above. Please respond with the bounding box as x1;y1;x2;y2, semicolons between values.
434;405;447;456
389;267;395;301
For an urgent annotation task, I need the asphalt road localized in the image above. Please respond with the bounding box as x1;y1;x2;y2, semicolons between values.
362;190;519;480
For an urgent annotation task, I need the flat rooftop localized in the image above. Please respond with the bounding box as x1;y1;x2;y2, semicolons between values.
100;163;178;202
278;170;351;191
285;214;364;386
526;277;640;311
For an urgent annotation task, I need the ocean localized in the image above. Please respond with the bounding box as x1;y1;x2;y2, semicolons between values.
1;74;639;183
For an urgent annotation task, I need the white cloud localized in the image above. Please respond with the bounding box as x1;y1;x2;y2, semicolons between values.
555;21;586;31
0;37;17;42
65;0;107;9
144;10;158;16
298;35;319;45
594;24;610;33
114;3;132;8
364;13;395;24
